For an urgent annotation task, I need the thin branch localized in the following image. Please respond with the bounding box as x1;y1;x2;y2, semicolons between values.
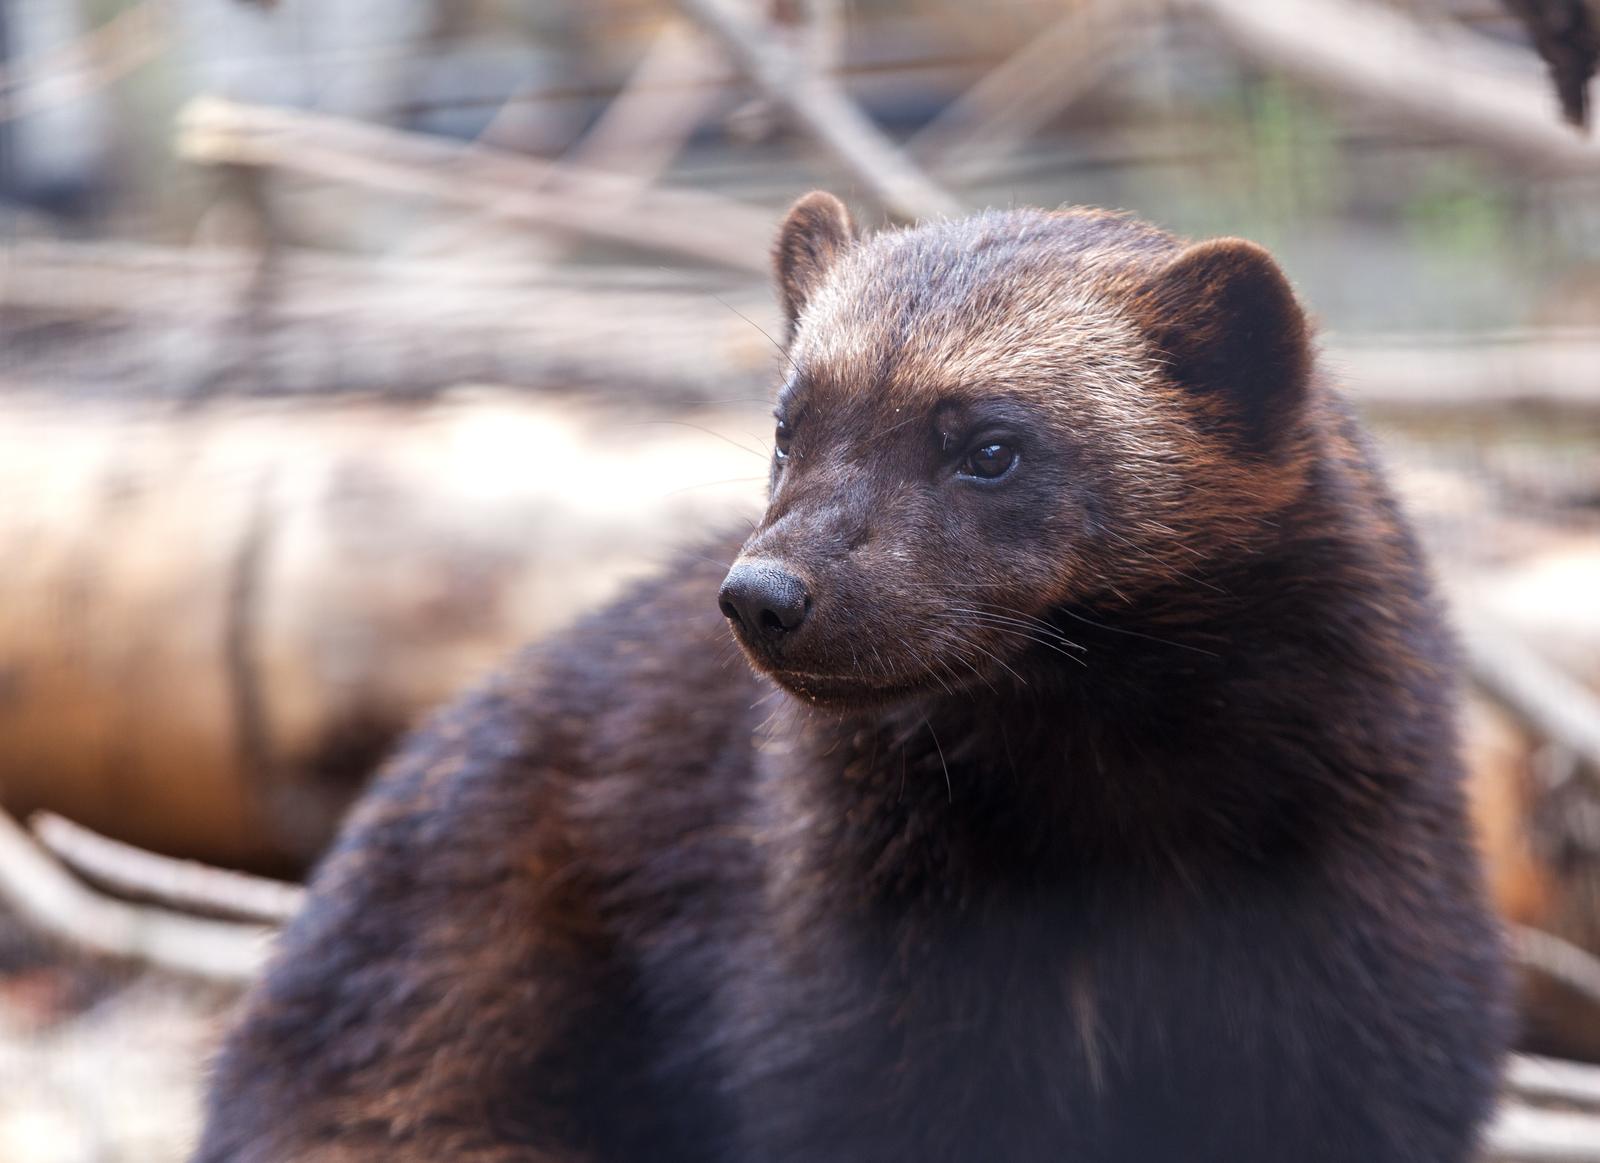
673;0;962;221
31;813;304;926
414;23;733;259
0;804;273;984
177;97;774;273
1510;1055;1600;1112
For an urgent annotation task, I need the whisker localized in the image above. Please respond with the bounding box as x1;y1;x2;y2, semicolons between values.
681;552;737;573
945;605;1088;651
1101;528;1226;594
708;291;799;379
924;718;952;804
627;419;770;462
1051;606;1220;657
962;641;1028;688
954;623;1089;667
950;649;1002;697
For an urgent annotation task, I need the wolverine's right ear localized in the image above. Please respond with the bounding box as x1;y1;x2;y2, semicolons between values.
774;191;854;341
1130;238;1312;452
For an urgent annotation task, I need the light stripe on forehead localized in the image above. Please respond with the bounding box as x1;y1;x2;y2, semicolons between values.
791;241;1155;415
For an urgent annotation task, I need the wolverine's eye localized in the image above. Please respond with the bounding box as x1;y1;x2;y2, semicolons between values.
958;442;1017;481
774;417;792;462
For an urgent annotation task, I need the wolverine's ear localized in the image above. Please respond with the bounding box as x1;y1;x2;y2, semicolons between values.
774;191;854;341
1131;239;1311;451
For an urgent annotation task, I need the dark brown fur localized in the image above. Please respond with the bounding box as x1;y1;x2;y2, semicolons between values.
194;197;1509;1162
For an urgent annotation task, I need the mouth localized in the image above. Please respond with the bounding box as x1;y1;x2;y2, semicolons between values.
776;671;921;708
735;649;932;708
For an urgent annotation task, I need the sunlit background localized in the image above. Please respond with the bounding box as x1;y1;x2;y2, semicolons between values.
1;0;1598;1159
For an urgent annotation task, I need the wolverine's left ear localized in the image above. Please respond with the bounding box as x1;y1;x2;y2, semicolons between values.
1130;238;1312;451
774;191;854;342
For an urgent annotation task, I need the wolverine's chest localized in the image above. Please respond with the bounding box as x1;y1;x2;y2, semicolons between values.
714;899;1126;1160
710;877;1321;1163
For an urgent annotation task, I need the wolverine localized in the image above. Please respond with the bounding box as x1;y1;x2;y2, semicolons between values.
195;194;1509;1162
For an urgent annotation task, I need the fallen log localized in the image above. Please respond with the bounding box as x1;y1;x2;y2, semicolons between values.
9;241;1600;415
1;240;777;402
0;391;762;871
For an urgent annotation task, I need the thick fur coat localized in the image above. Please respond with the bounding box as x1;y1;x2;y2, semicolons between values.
195;196;1509;1163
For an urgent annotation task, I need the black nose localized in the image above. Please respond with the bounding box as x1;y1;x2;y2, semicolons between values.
718;561;810;640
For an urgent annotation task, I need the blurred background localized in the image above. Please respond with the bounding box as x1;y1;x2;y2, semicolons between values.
0;0;1598;1158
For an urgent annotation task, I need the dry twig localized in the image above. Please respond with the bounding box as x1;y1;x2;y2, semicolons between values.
32;812;304;925
0;804;273;984
674;0;962;221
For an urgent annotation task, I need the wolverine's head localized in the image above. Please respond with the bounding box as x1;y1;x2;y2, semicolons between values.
720;193;1317;707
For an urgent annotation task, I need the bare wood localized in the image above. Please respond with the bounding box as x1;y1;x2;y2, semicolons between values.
177;97;775;273
1510;1055;1600;1111
1462;612;1600;778
32;812;304;925
1488;1103;1600;1160
1185;0;1600;174
673;0;962;221
911;1;1161;176
0;803;273;983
